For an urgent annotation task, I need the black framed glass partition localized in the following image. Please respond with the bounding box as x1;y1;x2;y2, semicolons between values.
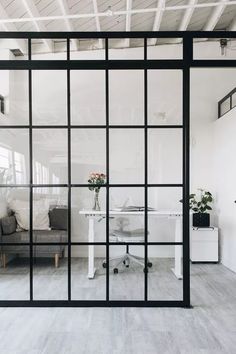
0;31;234;307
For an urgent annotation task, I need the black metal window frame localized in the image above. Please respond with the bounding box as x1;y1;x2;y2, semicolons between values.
0;31;235;308
218;87;236;118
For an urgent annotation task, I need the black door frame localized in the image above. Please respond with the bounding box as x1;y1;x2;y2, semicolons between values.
0;31;235;307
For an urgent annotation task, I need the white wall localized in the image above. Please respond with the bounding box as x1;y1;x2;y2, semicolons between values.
214;109;236;272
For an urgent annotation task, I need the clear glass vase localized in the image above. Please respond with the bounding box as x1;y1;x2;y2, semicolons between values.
92;191;101;211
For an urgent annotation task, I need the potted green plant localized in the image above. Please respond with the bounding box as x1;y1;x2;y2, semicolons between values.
188;189;213;227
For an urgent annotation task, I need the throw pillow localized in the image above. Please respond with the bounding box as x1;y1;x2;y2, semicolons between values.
1;215;17;235
9;199;50;230
49;207;68;230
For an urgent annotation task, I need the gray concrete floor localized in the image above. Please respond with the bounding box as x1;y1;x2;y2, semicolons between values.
0;259;235;353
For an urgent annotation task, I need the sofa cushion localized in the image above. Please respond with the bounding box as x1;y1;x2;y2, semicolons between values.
49;208;68;230
1;215;17;235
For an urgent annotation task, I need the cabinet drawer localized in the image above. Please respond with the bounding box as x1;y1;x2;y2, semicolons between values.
191;229;218;243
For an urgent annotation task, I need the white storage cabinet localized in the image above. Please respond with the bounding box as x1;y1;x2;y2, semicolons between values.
190;227;219;263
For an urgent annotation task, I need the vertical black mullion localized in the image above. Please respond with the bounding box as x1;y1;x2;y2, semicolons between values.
182;35;191;308
28;38;33;301
144;38;148;302
105;38;110;302
67;39;71;301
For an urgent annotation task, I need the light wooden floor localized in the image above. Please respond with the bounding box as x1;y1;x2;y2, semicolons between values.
0;259;235;353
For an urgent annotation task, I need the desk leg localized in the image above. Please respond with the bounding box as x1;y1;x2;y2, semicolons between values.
171;218;183;280
88;218;96;279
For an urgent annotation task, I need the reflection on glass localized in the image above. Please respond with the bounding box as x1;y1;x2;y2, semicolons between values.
31;39;67;59
70;39;105;60
193;38;236;60
0;187;29;243
148;245;183;300
0;39;28;60
71;187;106;242
220;98;230;116
109;245;144;300
148;70;182;125
33;246;68;300
71;129;106;184
0;247;30;300
109;187;144;243
232;92;236;109
33;187;68;244
33;129;67;184
109;70;144;125
0;129;29;184
148;187;182;243
147;38;182;59
110;129;144;184
109;39;144;59
32;70;67;125
148;129;182;184
71;71;105;125
0;70;28;125
71;246;106;300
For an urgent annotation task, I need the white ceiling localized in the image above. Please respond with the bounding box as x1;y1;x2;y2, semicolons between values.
0;0;235;52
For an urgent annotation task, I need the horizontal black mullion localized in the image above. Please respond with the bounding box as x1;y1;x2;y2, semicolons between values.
191;60;236;67
71;183;183;187
0;31;235;39
0;300;186;307
0;125;184;129
0;60;184;70
0;183;183;188
0;242;183;246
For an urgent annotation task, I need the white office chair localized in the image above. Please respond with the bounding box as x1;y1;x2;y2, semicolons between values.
102;229;152;273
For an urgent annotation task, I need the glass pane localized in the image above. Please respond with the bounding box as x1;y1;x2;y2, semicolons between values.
109;70;144;125
220;98;230;116
33;129;68;184
232;92;236;109
147;38;183;59
109;38;144;59
0;70;29;126
33;187;68;243
109;187;144;243
193;38;236;60
2;187;30;241
31;39;67;59
148;245;183;300
70;39;105;60
148;129;182;184
0;129;29;184
110;129;144;184
33;246;68;300
32;70;67;125
0;39;28;59
71;187;106;243
148;70;182;125
0;247;30;300
71;71;105;125
71;129;106;184
71;246;106;300
109;245;144;300
148;187;182;243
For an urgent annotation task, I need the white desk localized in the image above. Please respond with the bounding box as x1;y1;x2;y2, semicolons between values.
79;210;183;280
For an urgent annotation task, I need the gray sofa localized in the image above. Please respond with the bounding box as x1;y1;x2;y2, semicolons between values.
0;207;68;268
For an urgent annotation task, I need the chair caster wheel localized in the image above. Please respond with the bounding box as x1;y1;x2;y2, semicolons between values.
113;268;118;274
102;262;107;268
147;262;152;268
